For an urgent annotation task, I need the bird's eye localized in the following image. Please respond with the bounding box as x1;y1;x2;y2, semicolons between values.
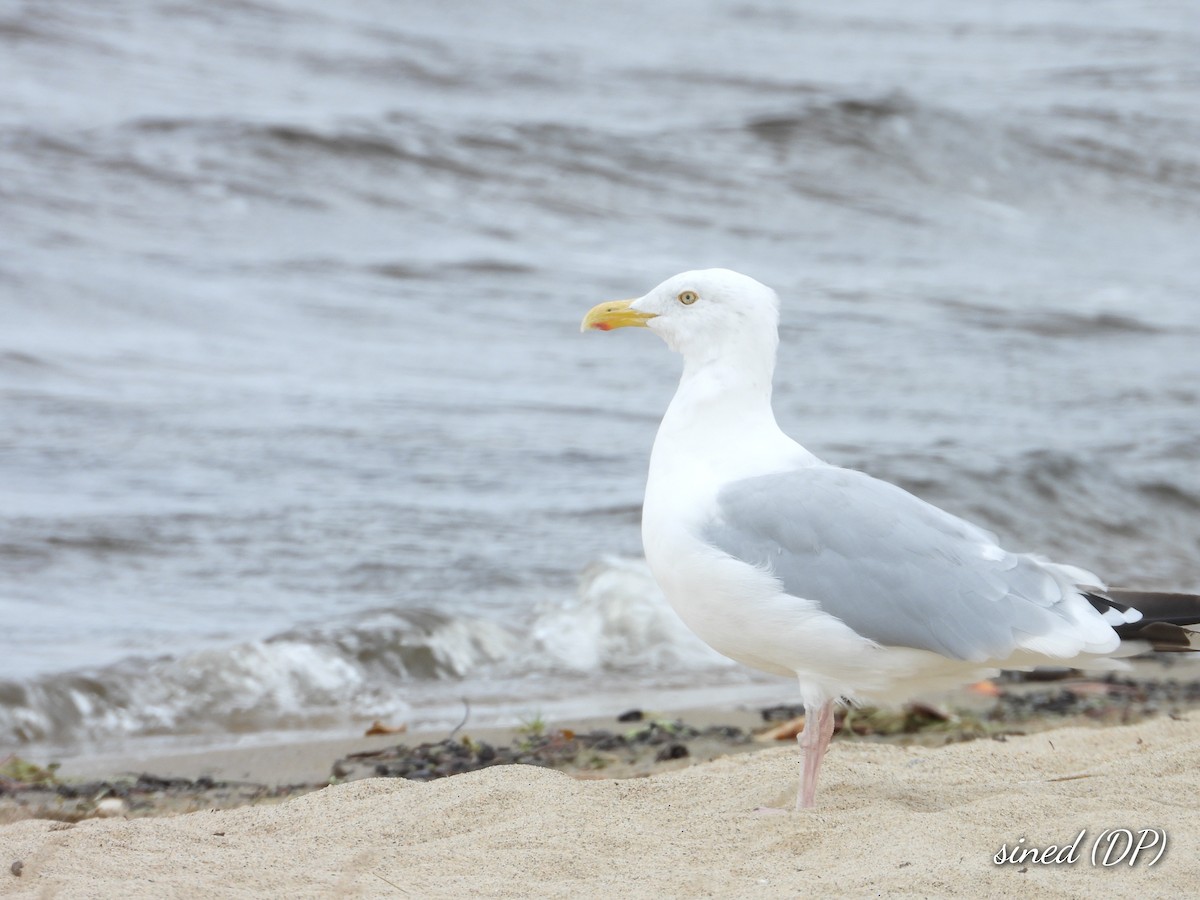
678;290;698;305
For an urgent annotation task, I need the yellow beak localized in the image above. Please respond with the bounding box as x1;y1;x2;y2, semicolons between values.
580;299;657;333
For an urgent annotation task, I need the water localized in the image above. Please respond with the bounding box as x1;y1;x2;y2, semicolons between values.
2;0;1198;754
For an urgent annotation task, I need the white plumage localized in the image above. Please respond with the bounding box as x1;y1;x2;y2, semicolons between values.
581;268;1180;810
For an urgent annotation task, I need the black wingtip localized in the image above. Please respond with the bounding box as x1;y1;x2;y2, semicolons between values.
1088;589;1200;652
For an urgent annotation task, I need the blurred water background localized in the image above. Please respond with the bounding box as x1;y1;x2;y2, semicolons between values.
1;0;1198;755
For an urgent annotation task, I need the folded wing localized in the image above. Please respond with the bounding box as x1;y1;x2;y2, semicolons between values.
703;466;1118;662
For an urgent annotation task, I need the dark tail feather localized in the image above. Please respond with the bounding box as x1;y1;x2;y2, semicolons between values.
1085;589;1200;652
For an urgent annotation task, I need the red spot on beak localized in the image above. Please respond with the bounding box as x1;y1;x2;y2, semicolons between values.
593;322;612;331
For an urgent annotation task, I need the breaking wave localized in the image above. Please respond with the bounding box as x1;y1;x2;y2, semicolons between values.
0;558;728;749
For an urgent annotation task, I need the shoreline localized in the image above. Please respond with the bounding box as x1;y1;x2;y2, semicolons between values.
50;705;777;787
5;659;1200;824
30;656;1200;787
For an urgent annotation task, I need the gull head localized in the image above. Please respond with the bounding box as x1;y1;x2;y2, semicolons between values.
581;268;780;365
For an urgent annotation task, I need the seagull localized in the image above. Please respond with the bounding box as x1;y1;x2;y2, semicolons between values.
582;267;1200;810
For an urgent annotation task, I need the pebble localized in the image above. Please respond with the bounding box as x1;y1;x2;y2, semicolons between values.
94;797;128;818
655;744;690;762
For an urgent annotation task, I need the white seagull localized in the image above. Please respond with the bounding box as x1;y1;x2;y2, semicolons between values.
582;268;1200;810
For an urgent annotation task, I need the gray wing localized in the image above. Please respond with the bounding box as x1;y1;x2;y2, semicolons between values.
703;466;1080;662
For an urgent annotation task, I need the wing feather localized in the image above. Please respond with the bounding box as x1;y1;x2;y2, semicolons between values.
703;466;1107;662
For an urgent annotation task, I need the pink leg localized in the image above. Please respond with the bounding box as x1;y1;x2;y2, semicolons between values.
795;700;836;809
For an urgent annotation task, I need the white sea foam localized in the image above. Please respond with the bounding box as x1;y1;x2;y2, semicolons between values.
530;556;731;672
0;558;736;751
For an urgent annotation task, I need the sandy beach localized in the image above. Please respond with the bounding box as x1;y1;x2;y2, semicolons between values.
3;711;1196;898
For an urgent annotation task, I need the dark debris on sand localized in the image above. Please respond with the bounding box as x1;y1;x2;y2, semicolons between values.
331;673;1200;783
763;671;1200;743
331;720;751;783
989;672;1200;724
0;761;312;824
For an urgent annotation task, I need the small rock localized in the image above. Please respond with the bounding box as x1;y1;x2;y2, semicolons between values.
616;709;644;722
10;860;23;877
94;797;127;818
906;701;951;722
705;726;747;741
655;744;690;762
760;704;805;722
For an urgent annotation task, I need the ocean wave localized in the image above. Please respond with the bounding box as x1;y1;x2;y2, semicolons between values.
933;298;1167;338
528;557;727;672
6;82;1197;239
740;91;1200;209
2;115;491;216
1136;480;1200;513
0;558;724;749
909;450;1200;591
746;93;918;145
